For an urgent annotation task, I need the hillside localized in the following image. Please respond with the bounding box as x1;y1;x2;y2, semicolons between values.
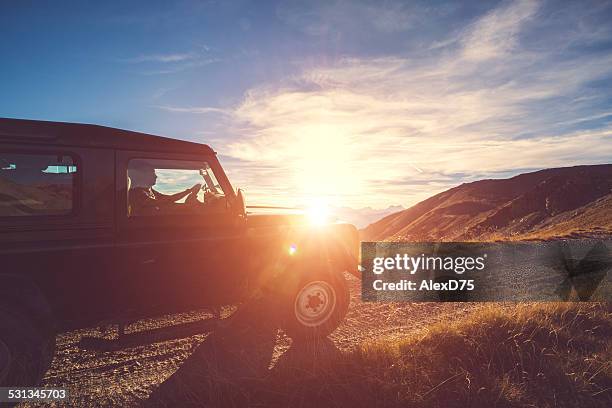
361;164;612;241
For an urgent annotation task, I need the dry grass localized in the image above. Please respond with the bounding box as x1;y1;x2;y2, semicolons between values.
146;303;612;407
263;303;612;408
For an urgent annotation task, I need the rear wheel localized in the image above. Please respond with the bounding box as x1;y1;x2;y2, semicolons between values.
0;338;11;384
0;308;55;387
281;269;350;340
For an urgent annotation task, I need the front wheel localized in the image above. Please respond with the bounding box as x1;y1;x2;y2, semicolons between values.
281;270;350;340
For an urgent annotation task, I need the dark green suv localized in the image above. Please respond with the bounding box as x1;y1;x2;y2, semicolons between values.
0;118;359;388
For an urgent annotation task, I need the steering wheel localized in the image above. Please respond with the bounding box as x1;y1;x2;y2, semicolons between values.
185;184;202;205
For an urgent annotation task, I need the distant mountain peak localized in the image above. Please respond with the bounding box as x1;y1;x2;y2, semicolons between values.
332;204;405;229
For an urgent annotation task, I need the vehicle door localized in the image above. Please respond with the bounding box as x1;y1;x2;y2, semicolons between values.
114;151;246;316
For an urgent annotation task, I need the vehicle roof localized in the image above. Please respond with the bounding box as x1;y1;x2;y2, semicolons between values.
0;117;215;155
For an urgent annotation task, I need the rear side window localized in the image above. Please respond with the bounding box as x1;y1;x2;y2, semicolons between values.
0;152;77;217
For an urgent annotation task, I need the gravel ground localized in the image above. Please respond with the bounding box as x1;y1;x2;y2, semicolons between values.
22;274;479;407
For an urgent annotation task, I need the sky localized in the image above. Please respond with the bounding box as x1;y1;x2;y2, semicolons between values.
2;0;612;210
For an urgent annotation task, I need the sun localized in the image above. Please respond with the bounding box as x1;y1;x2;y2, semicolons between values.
306;199;332;226
290;125;362;207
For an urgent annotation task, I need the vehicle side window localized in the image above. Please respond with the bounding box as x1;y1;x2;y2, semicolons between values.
127;158;227;217
0;152;77;217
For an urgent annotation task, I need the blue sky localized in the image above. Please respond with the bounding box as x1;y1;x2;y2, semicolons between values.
2;0;612;209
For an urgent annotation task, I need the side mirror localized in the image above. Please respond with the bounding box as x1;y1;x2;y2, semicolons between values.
236;188;246;217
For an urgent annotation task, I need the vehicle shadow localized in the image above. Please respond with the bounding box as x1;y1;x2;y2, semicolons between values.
144;297;343;408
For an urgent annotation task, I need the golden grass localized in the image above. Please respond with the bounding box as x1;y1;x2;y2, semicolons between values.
153;303;612;407
268;303;612;408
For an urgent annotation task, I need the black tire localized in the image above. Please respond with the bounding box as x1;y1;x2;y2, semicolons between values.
0;307;56;388
281;267;350;341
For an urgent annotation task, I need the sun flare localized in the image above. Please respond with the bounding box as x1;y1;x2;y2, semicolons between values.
290;125;363;206
306;198;332;226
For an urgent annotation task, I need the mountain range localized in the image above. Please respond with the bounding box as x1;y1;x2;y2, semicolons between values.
333;205;404;229
361;164;611;241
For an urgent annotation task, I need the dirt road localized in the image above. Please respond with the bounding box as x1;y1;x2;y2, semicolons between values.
26;275;478;407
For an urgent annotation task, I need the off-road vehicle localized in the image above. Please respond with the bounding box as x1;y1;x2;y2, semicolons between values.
0;118;359;388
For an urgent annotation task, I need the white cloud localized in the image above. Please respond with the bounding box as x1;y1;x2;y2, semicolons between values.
124;53;196;63
460;0;539;61
157;105;231;115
